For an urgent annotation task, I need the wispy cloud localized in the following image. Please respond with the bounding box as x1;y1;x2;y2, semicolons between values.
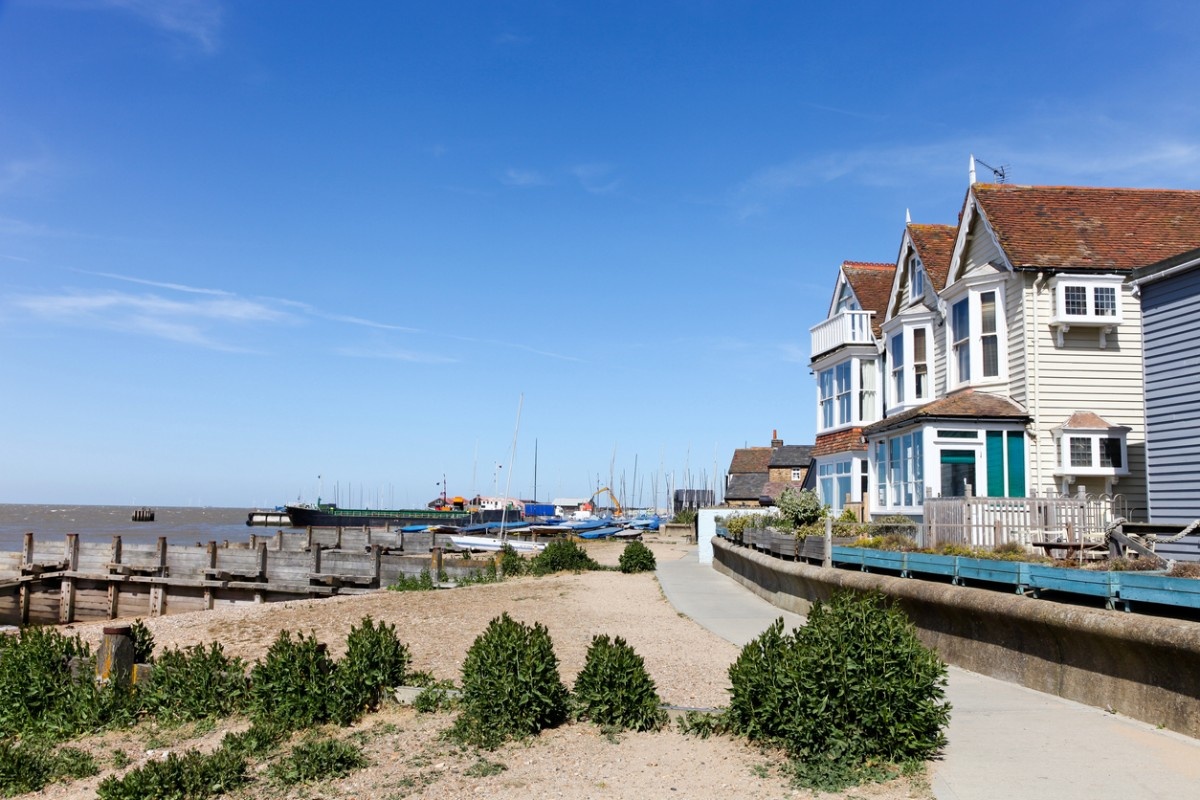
448;333;582;362
0;155;55;195
81;270;236;297
99;0;224;54
332;345;458;364
499;168;550;188
494;31;532;47
571;163;622;195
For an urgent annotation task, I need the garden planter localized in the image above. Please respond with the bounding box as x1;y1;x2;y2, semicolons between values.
955;557;1029;593
1026;564;1119;608
1116;571;1200;612
902;552;958;580
860;549;906;574
830;545;865;569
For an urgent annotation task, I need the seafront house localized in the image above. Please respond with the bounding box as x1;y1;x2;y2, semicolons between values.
1131;246;1200;524
724;432;814;508
808;261;893;514
810;170;1200;528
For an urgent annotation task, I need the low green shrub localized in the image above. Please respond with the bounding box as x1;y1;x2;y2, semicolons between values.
333;617;412;723
128;619;155;664
1106;556;1166;572
572;635;666;732
852;533;918;551
96;747;248;800
220;719;289;760
267;736;367;786
413;680;459;713
457;560;501;586
725;593;949;789
777;487;826;528
618;540;656;573
140;642;248;725
389;570;438;591
0;741;97;796
0;626;135;743
671;508;697;525
248;630;338;730
499;545;529;577
450;613;569;748
530;540;600;575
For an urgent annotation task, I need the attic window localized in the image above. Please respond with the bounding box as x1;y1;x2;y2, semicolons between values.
1053;415;1129;479
1049;275;1124;347
908;254;925;302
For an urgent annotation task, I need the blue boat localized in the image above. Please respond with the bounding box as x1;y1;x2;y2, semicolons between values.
576;525;624;540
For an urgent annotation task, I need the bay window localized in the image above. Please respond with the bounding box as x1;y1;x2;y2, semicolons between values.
946;285;1005;386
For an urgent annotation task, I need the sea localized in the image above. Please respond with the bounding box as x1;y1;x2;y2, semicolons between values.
0;504;266;553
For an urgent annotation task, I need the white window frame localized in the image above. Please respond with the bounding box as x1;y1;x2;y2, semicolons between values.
1048;274;1124;348
871;432;925;511
791;467;803;481
908;254;925;303
818;459;854;512
1054;431;1129;477
943;282;1007;389
881;320;934;414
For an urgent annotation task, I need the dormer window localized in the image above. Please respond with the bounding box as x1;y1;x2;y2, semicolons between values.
908;254;925;302
1049;275;1124;347
1053;412;1130;488
834;282;859;314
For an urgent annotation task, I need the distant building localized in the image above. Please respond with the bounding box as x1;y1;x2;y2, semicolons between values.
725;431;814;507
673;489;715;513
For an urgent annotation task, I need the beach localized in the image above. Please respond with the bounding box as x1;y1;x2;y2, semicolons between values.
33;536;928;800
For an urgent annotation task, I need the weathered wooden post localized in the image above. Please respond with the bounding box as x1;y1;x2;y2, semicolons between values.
204;541;217;610
823;517;833;568
108;535;122;619
431;546;443;582
19;532;33;624
59;534;79;624
371;544;382;586
96;624;135;687
150;536;167;617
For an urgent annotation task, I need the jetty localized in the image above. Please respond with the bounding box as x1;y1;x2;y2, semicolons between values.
0;527;494;627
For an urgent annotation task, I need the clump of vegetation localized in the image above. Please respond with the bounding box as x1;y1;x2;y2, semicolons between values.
1167;561;1200;579
723;592;950;791
530;539;601;575
499;544;529;577
96;747;248;800
671;508;697;525
413;680;459;713
777;487;826;529
220;720;289;760
128;619;155;664
0;626;137;744
618;540;656;573
389;570;439;591
249;630;339;730
140;642;248;725
573;635;666;732
267;736;367;786
1106;556;1167;572
852;534;919;551
0;742;97;796
449;613;569;748
333;617;412;722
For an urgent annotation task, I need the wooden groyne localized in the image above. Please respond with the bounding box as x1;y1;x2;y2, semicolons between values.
0;528;481;627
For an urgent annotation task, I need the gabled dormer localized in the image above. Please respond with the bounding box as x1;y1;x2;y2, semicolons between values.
882;223;956;414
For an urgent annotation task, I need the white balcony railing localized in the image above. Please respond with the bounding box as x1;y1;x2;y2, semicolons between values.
810;311;875;359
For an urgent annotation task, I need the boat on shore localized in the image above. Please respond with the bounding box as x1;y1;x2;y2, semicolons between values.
284;503;513;529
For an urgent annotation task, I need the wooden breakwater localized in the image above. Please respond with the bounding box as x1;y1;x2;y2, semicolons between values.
0;527;486;627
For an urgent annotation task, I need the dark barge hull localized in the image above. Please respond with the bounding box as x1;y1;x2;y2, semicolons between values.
284;504;515;529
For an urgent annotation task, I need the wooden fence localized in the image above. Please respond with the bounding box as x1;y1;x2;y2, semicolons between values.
924;492;1120;549
0;527;495;627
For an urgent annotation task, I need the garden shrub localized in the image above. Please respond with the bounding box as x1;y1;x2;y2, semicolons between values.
128;619;155;664
618;540;657;573
450;613;569;748
777;487;826;528
248;630;338;730
573;635;666;732
140;642;248;725
725;592;950;790
389;570;437;591
530;539;600;575
267;736;367;785
96;747;247;800
333;616;412;722
220;719;289;760
0;741;97;796
671;508;697;525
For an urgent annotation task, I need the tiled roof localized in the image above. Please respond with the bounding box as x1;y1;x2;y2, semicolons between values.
973;184;1200;271
769;444;814;467
729;447;773;474
813;428;867;456
863;390;1029;437
725;472;769;500
1060;411;1128;431
762;480;805;502
908;223;956;290
842;261;895;336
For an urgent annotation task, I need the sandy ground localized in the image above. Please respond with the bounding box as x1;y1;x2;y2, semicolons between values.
35;537;931;800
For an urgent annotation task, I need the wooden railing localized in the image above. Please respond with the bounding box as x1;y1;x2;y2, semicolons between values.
809;311;875;358
924;492;1121;549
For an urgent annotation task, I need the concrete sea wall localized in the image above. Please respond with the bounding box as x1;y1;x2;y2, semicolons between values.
713;536;1200;739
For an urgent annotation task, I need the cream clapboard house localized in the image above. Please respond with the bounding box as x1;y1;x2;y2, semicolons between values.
811;170;1200;522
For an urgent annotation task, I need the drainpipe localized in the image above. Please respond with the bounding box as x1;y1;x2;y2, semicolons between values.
1032;271;1050;494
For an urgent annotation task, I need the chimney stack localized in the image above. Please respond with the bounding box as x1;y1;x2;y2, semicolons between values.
770;429;783;448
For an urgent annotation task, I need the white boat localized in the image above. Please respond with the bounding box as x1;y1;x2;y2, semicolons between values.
449;535;546;553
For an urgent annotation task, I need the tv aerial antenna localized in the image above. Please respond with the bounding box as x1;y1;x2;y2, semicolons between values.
975;156;1009;184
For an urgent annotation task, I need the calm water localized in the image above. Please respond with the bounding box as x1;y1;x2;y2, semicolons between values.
0;504;270;552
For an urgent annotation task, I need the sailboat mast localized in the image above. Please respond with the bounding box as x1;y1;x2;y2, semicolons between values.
499;393;524;544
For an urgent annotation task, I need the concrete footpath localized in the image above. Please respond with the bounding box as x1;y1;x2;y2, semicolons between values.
656;548;1200;800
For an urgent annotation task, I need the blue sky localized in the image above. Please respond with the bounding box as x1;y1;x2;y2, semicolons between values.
3;1;1199;508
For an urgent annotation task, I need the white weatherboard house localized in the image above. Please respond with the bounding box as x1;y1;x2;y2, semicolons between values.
810;167;1200;525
